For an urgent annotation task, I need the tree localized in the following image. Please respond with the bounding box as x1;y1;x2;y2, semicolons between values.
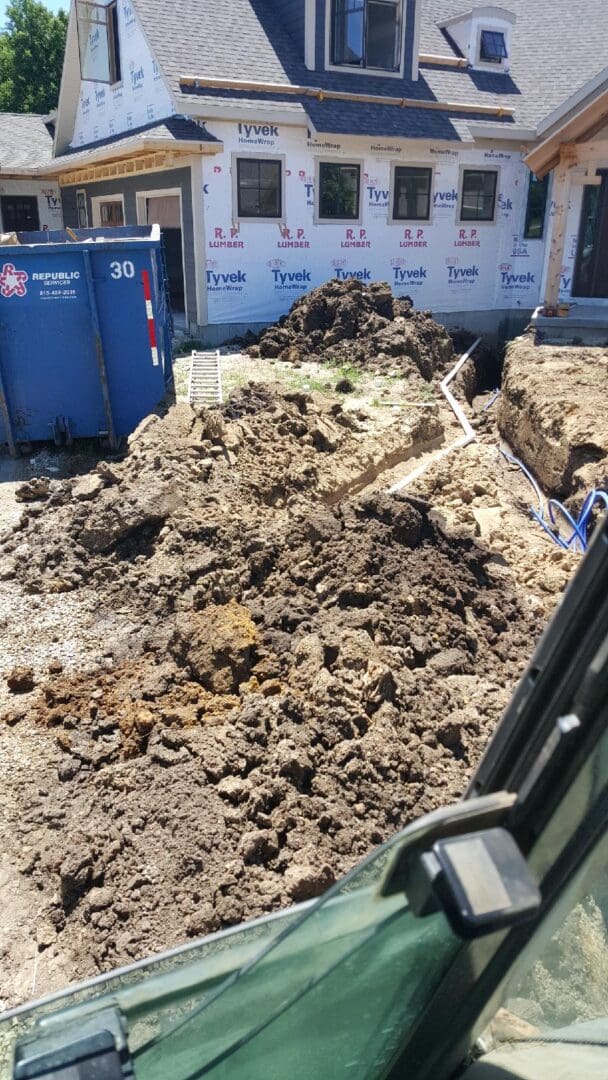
0;0;68;115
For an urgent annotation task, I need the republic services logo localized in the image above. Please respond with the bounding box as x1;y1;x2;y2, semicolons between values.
0;263;28;298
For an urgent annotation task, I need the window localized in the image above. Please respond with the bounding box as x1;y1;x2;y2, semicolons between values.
479;29;508;64
236;158;282;219
76;1;121;85
524;173;549;239
318;162;361;221
76;190;89;229
460;169;498;222
392;166;432;221
100;200;124;227
91;196;125;228
331;0;402;72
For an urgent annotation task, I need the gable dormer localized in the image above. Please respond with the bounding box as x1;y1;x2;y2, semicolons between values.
439;6;515;74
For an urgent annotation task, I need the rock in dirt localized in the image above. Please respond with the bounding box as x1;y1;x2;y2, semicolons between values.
499;340;608;500
72;474;104;502
249;279;454;379
6;666;35;693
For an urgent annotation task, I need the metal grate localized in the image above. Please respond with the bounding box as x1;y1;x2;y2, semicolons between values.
187;350;223;408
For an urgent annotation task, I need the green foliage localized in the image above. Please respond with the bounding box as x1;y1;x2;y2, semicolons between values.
0;0;68;114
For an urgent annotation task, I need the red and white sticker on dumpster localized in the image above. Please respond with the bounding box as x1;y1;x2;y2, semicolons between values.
141;270;159;367
0;263;28;298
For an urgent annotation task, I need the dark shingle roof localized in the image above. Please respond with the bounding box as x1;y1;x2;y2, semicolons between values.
0;113;55;170
132;0;608;140
55;116;219;167
420;0;608;128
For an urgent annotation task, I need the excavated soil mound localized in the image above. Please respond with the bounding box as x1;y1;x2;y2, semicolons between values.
249;278;454;379
1;388;542;983
499;340;608;500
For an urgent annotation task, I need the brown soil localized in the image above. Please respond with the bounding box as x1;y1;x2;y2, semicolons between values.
249;278;455;379
0;381;543;1006
498;338;608;502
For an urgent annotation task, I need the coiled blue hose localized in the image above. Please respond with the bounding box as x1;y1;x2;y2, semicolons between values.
498;447;608;553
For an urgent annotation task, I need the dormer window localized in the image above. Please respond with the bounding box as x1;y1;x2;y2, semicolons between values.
438;7;515;73
479;29;508;63
331;0;403;73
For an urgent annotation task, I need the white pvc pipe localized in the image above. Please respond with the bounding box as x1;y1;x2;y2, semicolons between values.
388;337;482;494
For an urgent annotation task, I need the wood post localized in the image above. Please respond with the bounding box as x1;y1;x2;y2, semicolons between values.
544;146;576;309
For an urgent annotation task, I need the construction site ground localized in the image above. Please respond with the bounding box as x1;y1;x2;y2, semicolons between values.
0;295;605;1013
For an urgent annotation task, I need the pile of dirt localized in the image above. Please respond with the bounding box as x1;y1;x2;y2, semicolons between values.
249;278;454;379
0;386;542;992
498;340;608;501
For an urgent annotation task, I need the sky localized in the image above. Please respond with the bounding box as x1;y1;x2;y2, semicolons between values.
0;0;66;25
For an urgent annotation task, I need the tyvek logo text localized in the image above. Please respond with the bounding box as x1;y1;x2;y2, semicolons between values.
393;265;427;287
206;268;247;291
447;264;479;284
238;123;279;146
271;267;311;289
335;268;371;281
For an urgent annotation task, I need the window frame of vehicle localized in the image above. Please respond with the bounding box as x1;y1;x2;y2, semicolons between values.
315;159;363;224
329;0;404;75
458;167;499;224
523;173;550;240
232;154;285;224
389;163;434;224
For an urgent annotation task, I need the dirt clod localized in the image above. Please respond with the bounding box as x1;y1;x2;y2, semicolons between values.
6;666;35;693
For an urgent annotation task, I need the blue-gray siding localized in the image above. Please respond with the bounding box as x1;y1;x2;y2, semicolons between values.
61;167;197;325
280;0;306;51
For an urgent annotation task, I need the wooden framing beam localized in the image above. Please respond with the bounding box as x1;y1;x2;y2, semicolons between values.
55;151;185;187
544;154;572;309
419;53;469;69
180;75;515;118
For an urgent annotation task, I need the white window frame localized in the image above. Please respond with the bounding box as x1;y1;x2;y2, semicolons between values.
325;0;406;79
457;165;500;226
136;187;189;320
91;192;125;227
231;153;286;225
388;162;435;225
315;157;364;226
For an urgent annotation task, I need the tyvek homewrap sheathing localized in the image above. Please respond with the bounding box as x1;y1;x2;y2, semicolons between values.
71;0;174;148
201;121;549;326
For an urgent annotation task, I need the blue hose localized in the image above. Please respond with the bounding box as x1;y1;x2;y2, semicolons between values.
498;447;608;553
482;389;501;413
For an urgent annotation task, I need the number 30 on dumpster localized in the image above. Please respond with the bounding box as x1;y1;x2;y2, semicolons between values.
110;260;135;280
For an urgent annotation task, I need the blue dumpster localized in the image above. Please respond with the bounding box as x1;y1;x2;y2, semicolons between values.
0;225;173;453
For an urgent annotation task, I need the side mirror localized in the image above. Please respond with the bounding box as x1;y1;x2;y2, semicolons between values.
406;828;541;940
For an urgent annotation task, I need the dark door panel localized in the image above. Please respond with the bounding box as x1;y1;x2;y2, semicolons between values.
1;194;40;232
